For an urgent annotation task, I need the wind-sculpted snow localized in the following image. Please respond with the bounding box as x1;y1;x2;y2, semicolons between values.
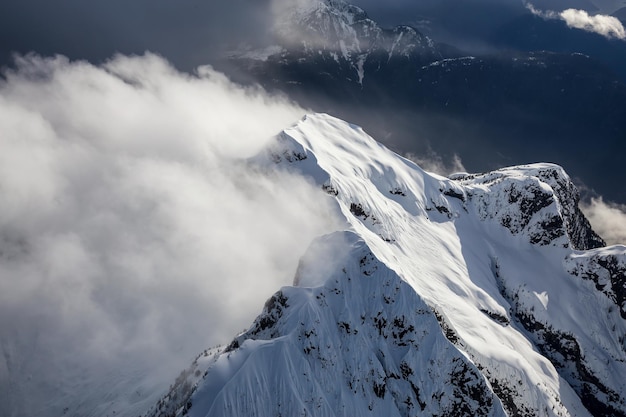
151;113;626;417
148;232;506;417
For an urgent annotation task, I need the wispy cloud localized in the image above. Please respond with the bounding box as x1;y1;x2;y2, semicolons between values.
560;8;626;39
405;150;467;176
0;53;340;417
580;197;626;246
526;2;626;40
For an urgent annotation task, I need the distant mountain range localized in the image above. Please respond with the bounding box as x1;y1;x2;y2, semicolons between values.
217;0;626;204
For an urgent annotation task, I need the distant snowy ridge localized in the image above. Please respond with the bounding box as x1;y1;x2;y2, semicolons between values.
237;0;440;84
147;114;626;417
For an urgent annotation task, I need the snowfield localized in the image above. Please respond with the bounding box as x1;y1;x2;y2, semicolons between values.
148;113;626;417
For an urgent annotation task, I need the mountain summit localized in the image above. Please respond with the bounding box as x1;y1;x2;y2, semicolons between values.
234;0;442;85
147;114;626;417
274;0;437;55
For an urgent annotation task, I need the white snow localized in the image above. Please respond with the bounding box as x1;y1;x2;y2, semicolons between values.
150;113;626;417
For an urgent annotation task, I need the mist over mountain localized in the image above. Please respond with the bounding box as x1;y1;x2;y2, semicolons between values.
0;54;339;417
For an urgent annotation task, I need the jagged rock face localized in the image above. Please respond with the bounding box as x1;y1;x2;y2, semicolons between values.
451;164;605;250
274;0;438;56
148;114;626;417
276;0;379;51
492;255;626;417
531;166;605;250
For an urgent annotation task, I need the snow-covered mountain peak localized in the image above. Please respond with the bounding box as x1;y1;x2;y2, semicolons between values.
273;0;379;54
283;0;368;24
267;114;603;250
246;0;441;85
258;114;625;416
149;113;626;417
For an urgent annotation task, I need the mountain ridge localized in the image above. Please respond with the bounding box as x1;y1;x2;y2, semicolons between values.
147;113;626;417
235;0;446;86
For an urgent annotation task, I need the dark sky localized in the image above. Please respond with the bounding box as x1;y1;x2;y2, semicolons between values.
0;0;614;69
0;0;272;70
0;0;535;69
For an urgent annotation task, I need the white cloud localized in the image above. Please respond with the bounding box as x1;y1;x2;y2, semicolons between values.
0;53;341;417
560;8;625;39
525;2;559;19
580;197;626;246
404;150;467;176
525;2;626;39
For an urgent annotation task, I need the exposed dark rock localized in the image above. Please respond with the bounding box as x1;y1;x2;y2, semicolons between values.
480;309;510;326
533;166;604;250
350;202;369;219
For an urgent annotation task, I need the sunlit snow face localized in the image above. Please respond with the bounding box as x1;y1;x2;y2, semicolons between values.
0;53;341;417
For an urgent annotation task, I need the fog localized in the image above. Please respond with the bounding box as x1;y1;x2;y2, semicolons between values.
0;53;341;417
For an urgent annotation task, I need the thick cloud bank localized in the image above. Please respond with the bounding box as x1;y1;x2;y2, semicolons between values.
0;53;340;417
526;2;626;39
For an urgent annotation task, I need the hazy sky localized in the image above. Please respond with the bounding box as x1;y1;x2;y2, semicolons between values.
2;0;622;70
0;0;509;67
0;0;537;69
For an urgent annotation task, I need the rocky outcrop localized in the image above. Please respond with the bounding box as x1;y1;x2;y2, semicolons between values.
452;164;605;249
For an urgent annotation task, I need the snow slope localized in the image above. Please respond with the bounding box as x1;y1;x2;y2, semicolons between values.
148;113;626;417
